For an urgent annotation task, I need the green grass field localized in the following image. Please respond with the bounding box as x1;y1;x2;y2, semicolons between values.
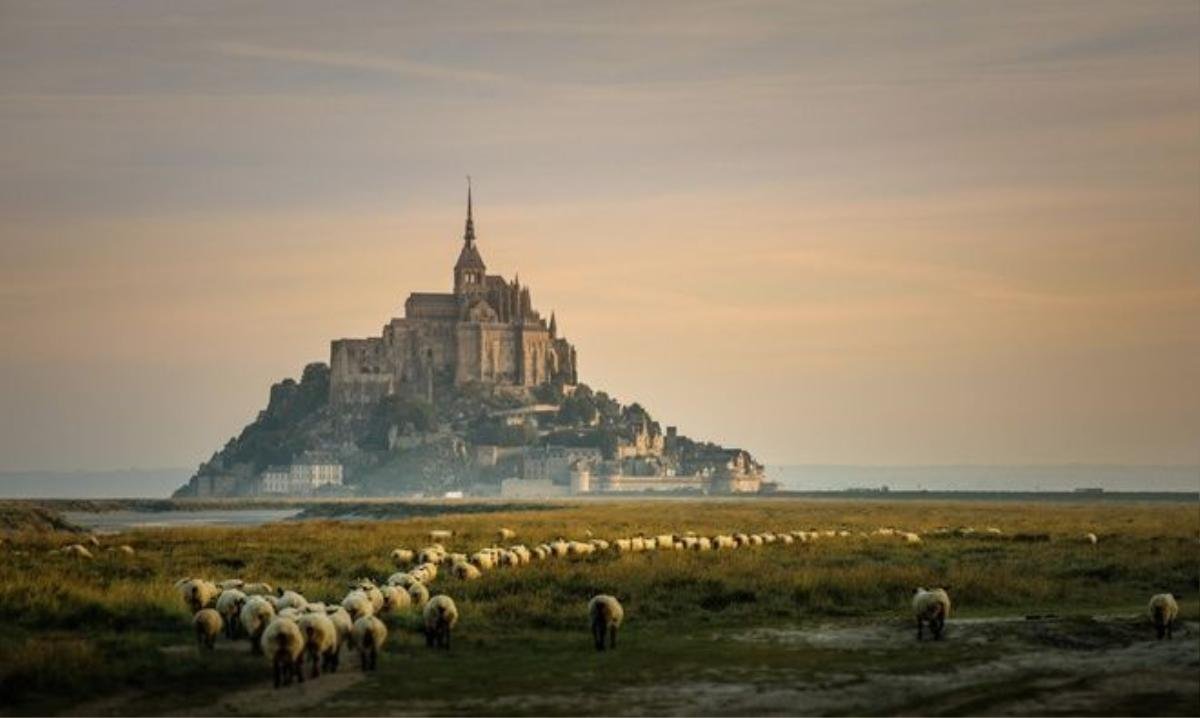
1;499;1196;716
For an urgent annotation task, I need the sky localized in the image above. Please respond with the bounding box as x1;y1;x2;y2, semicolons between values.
1;1;1198;473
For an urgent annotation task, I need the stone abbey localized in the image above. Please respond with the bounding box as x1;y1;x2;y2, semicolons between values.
330;186;578;404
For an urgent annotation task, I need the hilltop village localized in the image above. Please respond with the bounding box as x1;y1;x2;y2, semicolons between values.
175;190;766;498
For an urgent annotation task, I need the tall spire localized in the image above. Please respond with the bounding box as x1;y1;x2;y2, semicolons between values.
463;175;475;244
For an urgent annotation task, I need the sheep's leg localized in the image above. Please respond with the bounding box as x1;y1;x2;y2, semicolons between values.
592;620;605;651
360;649;368;672
916;618;923;641
1166;620;1173;640
273;658;282;689
369;646;377;671
295;657;305;684
609;625;617;650
425;629;435;648
311;650;320;679
443;626;451;651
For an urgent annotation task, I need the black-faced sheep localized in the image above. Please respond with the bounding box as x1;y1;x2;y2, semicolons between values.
261;616;305;688
179;579;220;613
341;590;374;622
351;615;387;671
193;608;222;650
423;595;459;650
240;595;276;654
1149;593;1179;640
215;589;247;639
297;611;339;677
390;548;415;565
407;581;431;609
913;587;951;641
588;594;623;651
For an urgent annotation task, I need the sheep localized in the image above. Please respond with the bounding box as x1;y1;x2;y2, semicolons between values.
410;562;439;583
390;548;415;565
193;608;222;650
116;544;135;556
428;530;453;542
240;596;276;653
511;545;533;564
912;588;951;641
696;537;713;551
275;589;308;612
748;534;764;546
277;607;302;620
452;562;482;581
470;552;496;570
61;544;94;560
614;539;632;553
326;605;353;652
532;546;550;561
550;539;570;558
217;579;245;590
215;589;248;639
590;539;610;551
732;533;750;547
297;611;339;677
985;527;1003;536
423;595;459;650
1149;593;1179;640
349;579;385;613
261;616;305;688
352;615;387;671
761;532;778;544
417;547;444;566
1083;532;1098;545
903;532;922;544
655;534;674;548
713;535;735;550
568;541;595;557
588;595;623;651
497;528;516;541
643;537;658;551
408;581;431;609
242;582;273;596
630;536;646;552
179;579;220;613
380;584;412;612
341;591;375;621
778;534;795;545
386;572;420;589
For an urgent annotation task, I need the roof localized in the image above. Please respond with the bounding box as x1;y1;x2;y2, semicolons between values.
455;241;486;271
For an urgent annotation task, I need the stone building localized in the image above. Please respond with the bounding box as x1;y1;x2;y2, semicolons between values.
258;452;344;495
330;185;578;404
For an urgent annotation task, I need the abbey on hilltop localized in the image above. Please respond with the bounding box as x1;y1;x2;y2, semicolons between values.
330;184;578;404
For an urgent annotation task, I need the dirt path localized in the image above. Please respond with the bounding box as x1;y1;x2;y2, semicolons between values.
164;671;365;717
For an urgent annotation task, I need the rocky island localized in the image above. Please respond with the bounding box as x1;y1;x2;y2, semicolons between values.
176;188;765;498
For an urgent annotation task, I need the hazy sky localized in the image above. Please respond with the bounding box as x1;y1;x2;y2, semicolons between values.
1;1;1198;472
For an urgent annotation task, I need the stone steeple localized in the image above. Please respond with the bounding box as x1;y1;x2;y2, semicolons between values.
454;178;486;294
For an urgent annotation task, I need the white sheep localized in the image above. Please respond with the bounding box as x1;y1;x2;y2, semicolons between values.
550;539;570;557
297;611;339;677
614;539;632;553
1149;593;1179;640
410;562;439;582
912;588;951;641
261;616;305;688
386;572;420;589
655;534;674;548
423;595;459;650
497;528;516;541
242;582;274;596
452;562;482;581
276;589;308;612
351;615;387;671
217;579;245;590
778;534;795;545
341;591;375;621
470;552;496;570
588;595;624;651
240;596;276;653
714;535;735;550
61;544;94;560
390;548;415;565
1083;532;1098;545
428;530;453;542
326;606;353;651
349;579;385;613
380;584;412;612
193;608;222;650
215;589;247;639
903;532;922;544
116;544;135;556
408;581;431;609
179;579;220;613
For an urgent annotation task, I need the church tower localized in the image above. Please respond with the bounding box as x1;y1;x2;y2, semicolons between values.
453;179;487;295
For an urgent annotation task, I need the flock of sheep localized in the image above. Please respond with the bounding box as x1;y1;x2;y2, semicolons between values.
169;523;1181;689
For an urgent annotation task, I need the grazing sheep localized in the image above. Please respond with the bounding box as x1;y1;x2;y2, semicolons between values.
193;608;222;650
903;532;922;544
614;539;632;553
655;534;674;548
240;596;276;654
550;539;570;557
61;544;95;560
410;562;439;582
341;591;374;621
349;579;385;613
452;562;482;581
470;552;496;570
568;541;595;557
588;595;623;651
1084;532;1098;545
497;528;516;541
408;581;431;609
913;588;951;641
116;544;135;556
261;617;305;688
276;589;308;612
533;546;550;561
215;589;248;639
351;615;387;671
985;527;1003;536
732;533;750;547
179;579;220;613
630;536;646;552
779;534;795;545
714;535;735;550
748;534;764;546
589;539;610;551
217;579;245;590
643;537;658;551
428;530;453;542
1149;593;1179;640
297;611;339;677
242;582;273;596
423;595;459;650
390;548;415;565
85;534;100;548
380;584;412;612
